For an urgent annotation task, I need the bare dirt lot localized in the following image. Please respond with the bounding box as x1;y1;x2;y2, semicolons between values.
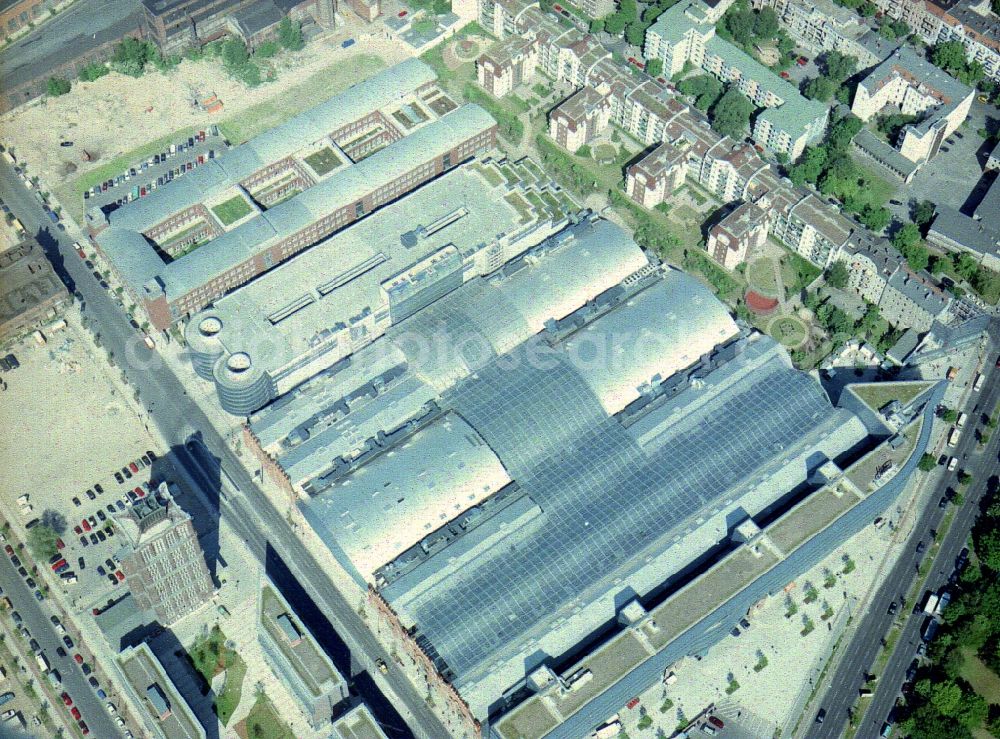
0;309;158;519
1;25;415;219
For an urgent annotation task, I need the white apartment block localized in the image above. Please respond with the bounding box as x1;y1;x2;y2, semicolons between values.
851;47;974;164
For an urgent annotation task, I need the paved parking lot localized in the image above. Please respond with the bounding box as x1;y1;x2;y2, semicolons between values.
891;100;997;216
0;309;163;610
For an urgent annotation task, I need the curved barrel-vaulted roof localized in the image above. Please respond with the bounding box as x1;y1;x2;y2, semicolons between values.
300;413;511;581
563;272;738;415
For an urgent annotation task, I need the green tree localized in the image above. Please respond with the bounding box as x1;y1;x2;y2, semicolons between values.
958;470;972;486
859;205;890;232
804;76;837;100
825;260;850;289
753;7;779;38
893;223;929;270
604;11;628;34
625;21;646;45
78;62;110;82
932;40;969;74
709;86;754;139
646;57;663;78
678;73;723;110
46;77;71;96
27;524;59;561
913;199;936;228
918;453;937;472
822;50;857;82
277;16;305;50
111;38;154;77
941;407;958;423
589;18;605;32
255;40;279;58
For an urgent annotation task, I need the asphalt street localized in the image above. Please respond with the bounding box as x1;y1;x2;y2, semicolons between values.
853;366;1000;738
0;0;139;90
809;353;1000;739
0;159;448;738
0;550;120;738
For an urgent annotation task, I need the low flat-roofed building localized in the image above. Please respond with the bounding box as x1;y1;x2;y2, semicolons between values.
0;237;70;344
118;643;205;739
853;128;921;183
186;159;573;415
927;203;1000;271
333;704;390;739
94;592;160;653
259;579;348;728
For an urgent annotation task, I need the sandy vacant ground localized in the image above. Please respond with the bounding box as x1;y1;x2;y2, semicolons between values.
0;309;158;521
1;22;414;203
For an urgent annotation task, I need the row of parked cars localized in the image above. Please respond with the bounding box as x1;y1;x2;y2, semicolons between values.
113;451;156;484
83;130;218;206
3;533;49;602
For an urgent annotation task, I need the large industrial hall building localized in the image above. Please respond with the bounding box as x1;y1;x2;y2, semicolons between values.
88;58;495;331
164;57;945;739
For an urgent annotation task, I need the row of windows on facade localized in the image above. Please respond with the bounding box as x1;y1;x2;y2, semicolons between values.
4;3;41;34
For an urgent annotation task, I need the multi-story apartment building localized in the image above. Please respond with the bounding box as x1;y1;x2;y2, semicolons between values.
851;46;974;164
752;0;874;60
707;201;770;269
90;60;497;331
872;0;1000;81
112;483;215;626
548;86;613;150
838;235;951;329
625;133;853;267
644;0;829;157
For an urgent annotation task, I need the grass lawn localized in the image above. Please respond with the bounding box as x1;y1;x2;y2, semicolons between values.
214;655;246;726
779;249;822;293
961;647;1000;705
211;195;253;225
851;381;934;412
770;315;807;347
187;625;246;725
303;146;342;176
236;694;294;739
592;143;617;162
218;53;386;144
746;257;780;297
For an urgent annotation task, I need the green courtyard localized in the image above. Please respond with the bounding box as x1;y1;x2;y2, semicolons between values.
211;195;253;226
